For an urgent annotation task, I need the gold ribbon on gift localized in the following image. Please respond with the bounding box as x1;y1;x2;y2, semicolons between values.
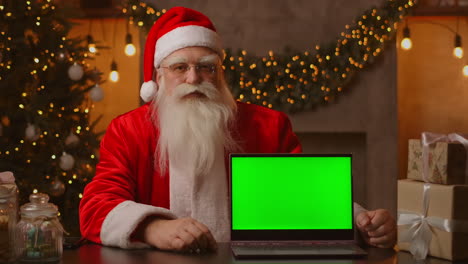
398;183;468;260
421;132;468;183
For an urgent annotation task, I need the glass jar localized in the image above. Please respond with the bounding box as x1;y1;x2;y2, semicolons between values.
0;171;18;263
15;193;64;262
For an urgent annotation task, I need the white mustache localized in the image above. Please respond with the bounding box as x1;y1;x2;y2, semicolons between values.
173;82;219;100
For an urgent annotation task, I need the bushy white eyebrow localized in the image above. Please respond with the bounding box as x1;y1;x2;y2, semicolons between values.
162;54;219;67
163;56;187;67
198;54;219;64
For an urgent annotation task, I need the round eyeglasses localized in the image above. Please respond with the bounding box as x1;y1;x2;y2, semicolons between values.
160;63;217;77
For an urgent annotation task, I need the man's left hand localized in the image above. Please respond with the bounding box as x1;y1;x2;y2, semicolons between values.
356;209;396;248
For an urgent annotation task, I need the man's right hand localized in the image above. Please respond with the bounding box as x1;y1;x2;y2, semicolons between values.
142;217;218;253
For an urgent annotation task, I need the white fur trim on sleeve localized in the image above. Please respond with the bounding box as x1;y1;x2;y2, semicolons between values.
100;200;176;249
154;25;223;67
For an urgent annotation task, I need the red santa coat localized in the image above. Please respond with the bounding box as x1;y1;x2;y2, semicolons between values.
79;102;302;248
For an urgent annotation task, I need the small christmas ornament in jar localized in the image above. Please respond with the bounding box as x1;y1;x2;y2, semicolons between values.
15;193;65;262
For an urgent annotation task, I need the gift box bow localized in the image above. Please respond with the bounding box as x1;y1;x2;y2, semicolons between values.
398;183;468;260
421;132;468;183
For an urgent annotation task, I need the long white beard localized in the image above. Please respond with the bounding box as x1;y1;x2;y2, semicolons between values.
152;79;238;175
150;79;239;241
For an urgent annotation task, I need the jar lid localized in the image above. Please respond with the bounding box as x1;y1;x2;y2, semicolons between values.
20;193;58;217
0;171;15;184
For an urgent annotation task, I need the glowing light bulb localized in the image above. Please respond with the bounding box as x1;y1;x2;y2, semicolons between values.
463;65;468;76
454;34;463;59
124;33;136;56
109;60;119;82
110;71;119;82
89;44;97;54
87;35;97;54
454;47;463;59
125;43;136;56
401;25;412;50
401;38;412;50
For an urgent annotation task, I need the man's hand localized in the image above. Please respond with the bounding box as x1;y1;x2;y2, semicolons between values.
142;217;217;254
356;209;396;248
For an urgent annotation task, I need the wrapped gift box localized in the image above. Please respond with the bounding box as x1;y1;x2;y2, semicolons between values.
398;179;468;260
407;139;467;184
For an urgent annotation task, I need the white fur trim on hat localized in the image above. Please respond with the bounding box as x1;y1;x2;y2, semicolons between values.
140;80;158;102
154;25;223;68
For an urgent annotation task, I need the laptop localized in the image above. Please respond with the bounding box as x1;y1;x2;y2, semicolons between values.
229;153;367;259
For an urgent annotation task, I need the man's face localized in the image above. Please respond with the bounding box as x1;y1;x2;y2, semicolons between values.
152;47;239;176
156;47;220;98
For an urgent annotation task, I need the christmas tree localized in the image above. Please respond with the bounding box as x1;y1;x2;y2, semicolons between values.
0;0;102;236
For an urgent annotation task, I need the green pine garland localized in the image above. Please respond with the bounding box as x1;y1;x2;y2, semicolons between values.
123;0;415;113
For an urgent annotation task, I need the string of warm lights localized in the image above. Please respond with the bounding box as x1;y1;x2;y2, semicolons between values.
123;0;415;113
0;30;13;81
84;17;138;83
399;18;468;76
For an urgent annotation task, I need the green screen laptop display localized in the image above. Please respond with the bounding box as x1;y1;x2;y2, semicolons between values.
231;155;352;231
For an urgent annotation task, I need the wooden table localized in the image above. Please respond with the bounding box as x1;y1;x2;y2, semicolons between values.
59;243;468;264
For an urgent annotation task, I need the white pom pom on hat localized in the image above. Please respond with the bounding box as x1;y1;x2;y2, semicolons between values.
140;80;158;102
140;6;223;102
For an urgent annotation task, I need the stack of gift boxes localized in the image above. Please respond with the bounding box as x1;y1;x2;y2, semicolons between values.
397;133;468;261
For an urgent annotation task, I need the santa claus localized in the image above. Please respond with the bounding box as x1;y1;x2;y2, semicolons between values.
79;6;396;254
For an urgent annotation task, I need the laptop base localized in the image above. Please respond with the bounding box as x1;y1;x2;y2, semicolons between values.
231;242;367;260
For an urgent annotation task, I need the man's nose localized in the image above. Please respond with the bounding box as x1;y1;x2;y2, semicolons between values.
185;66;202;84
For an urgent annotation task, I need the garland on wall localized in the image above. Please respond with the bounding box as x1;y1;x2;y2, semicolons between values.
123;0;415;113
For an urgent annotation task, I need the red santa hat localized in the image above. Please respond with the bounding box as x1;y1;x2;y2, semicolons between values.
140;6;224;102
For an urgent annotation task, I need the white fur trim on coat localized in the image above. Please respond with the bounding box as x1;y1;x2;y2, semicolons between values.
154;25;223;68
100;200;176;249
